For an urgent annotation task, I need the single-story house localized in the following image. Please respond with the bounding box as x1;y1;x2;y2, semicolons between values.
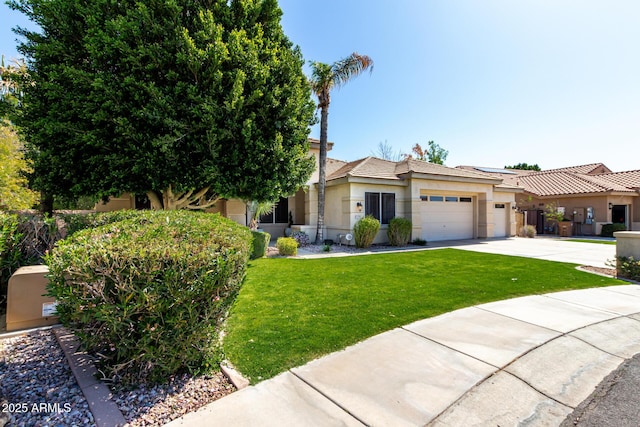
96;139;523;243
458;163;640;236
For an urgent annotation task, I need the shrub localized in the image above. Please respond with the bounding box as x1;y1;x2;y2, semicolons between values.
0;212;22;308
46;210;251;385
291;231;310;247
601;223;626;238
322;244;331;252
250;231;271;259
354;215;380;248
614;256;640;281
387;217;412;246
412;238;427;246
519;225;537;238
276;237;298;256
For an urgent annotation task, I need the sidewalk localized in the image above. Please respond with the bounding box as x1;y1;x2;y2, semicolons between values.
165;284;640;426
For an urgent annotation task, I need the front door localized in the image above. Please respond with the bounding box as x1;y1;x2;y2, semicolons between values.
612;205;627;227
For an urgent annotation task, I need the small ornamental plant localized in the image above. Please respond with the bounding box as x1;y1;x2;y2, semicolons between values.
353;215;380;248
291;231;310;247
387;217;412;246
276;237;298;256
519;225;537;238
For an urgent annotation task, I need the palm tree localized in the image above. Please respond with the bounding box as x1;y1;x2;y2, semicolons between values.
309;52;373;244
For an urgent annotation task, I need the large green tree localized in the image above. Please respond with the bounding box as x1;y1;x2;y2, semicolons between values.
309;52;373;243
10;0;315;210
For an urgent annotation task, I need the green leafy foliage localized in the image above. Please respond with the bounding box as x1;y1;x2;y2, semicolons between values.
0;212;22;308
387;217;412;246
504;163;541;171
250;230;270;259
46;210;251;384
11;0;315;208
276;237;297;256
0;120;38;210
614;256;640;281
353;215;380;248
601;223;626;237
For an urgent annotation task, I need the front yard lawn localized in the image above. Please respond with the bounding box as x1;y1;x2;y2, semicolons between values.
224;248;623;383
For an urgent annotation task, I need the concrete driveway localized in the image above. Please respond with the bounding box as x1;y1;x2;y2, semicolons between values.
428;237;617;268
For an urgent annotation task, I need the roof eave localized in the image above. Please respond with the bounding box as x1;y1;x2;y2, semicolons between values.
402;172;502;185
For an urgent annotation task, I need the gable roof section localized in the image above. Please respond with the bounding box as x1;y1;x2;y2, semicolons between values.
458;163;639;197
595;170;640;190
326;157;503;184
517;171;632;196
545;163;612;175
327;157;401;181
397;159;502;182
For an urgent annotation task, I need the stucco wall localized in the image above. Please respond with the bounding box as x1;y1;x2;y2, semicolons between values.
94;193;134;212
517;194;637;235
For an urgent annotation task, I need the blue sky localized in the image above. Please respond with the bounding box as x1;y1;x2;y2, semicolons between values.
2;1;639;171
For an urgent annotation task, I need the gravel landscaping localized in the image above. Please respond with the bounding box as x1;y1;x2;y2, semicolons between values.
0;328;235;427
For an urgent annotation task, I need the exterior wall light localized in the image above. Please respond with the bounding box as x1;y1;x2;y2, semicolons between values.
356;202;363;212
608;203;613;210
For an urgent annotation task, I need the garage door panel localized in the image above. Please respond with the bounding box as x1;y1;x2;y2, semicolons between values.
420;198;473;241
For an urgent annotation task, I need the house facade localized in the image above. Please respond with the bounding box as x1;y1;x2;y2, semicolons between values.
96;139;522;243
459;164;640;236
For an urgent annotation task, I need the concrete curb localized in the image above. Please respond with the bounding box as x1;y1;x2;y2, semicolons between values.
52;327;127;427
221;361;251;390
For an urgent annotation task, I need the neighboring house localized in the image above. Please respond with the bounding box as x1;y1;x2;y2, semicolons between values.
96;139;522;243
458;163;640;236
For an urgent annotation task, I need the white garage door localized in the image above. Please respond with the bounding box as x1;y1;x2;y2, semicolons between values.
420;196;474;241
494;203;508;237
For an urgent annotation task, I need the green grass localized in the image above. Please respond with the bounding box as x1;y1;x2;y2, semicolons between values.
224;248;623;383
566;239;617;245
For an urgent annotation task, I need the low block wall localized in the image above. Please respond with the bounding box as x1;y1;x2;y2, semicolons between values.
615;231;640;259
6;265;58;332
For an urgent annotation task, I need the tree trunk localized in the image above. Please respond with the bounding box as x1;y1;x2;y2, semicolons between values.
146;186;218;210
316;104;329;244
39;191;54;215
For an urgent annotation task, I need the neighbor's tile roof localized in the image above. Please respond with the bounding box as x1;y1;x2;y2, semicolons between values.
456;163;639;196
516;171;631;196
545;163;612;175
595;170;640;189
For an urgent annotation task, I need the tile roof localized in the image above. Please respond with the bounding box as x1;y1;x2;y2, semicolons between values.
516;171;631;196
327;157;401;181
544;163;611;175
595;170;640;189
457;163;639;196
398;159;501;181
326;157;501;182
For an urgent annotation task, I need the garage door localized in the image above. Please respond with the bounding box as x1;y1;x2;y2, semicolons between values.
420;196;474;241
494;203;507;237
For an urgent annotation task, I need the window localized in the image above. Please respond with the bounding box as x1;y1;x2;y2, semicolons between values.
260;197;289;224
445;196;459;202
429;196;444;202
460;197;472;203
365;192;396;224
495;204;506;209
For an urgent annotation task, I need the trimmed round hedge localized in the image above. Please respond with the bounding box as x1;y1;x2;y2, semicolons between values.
46;210;251;384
